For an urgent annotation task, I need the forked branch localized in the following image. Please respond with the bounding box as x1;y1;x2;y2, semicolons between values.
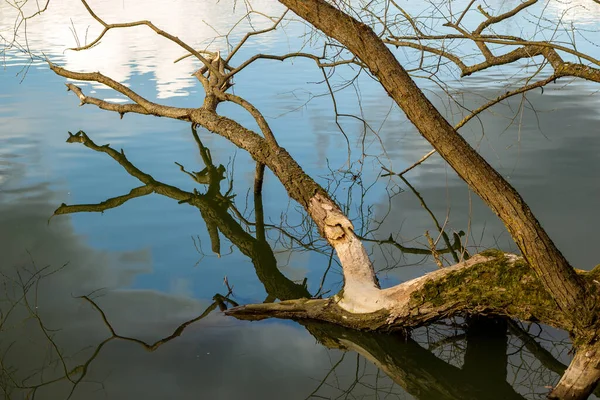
385;0;600;81
50;64;194;120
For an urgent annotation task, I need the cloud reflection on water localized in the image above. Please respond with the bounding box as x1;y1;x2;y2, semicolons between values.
1;0;284;98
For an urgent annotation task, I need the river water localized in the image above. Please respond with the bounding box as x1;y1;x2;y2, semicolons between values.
1;1;599;399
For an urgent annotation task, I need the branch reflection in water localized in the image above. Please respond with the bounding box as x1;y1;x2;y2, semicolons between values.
0;127;587;399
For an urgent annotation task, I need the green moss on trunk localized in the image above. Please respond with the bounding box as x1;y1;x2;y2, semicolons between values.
409;252;572;330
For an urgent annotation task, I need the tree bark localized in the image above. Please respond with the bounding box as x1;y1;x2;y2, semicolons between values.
228;252;580;332
549;345;600;400
186;108;385;312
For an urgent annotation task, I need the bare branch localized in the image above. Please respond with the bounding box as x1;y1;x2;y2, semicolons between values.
49;63;194;120
391;149;436;177
454;75;560;130
214;91;279;147
387;40;468;72
386;36;600;70
63;83;150;117
73;0;219;77
473;0;538;35
225;9;290;64
454;0;477;28
226;52;361;80
385;72;562;176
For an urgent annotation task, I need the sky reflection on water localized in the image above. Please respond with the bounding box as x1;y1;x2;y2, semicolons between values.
1;1;600;399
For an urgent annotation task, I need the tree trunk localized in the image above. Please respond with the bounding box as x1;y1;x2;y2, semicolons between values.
228;252;577;331
187;108;384;312
277;0;595;329
549;345;600;399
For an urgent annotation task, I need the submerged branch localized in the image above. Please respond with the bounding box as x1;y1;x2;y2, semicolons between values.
227;252;593;334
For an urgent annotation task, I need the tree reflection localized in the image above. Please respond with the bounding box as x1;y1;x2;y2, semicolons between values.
0;261;234;399
53;127;311;302
1;127;591;399
304;318;523;400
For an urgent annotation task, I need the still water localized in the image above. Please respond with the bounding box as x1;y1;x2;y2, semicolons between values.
1;1;599;399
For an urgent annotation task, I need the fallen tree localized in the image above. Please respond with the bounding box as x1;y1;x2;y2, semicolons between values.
22;0;600;397
52;129;594;399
